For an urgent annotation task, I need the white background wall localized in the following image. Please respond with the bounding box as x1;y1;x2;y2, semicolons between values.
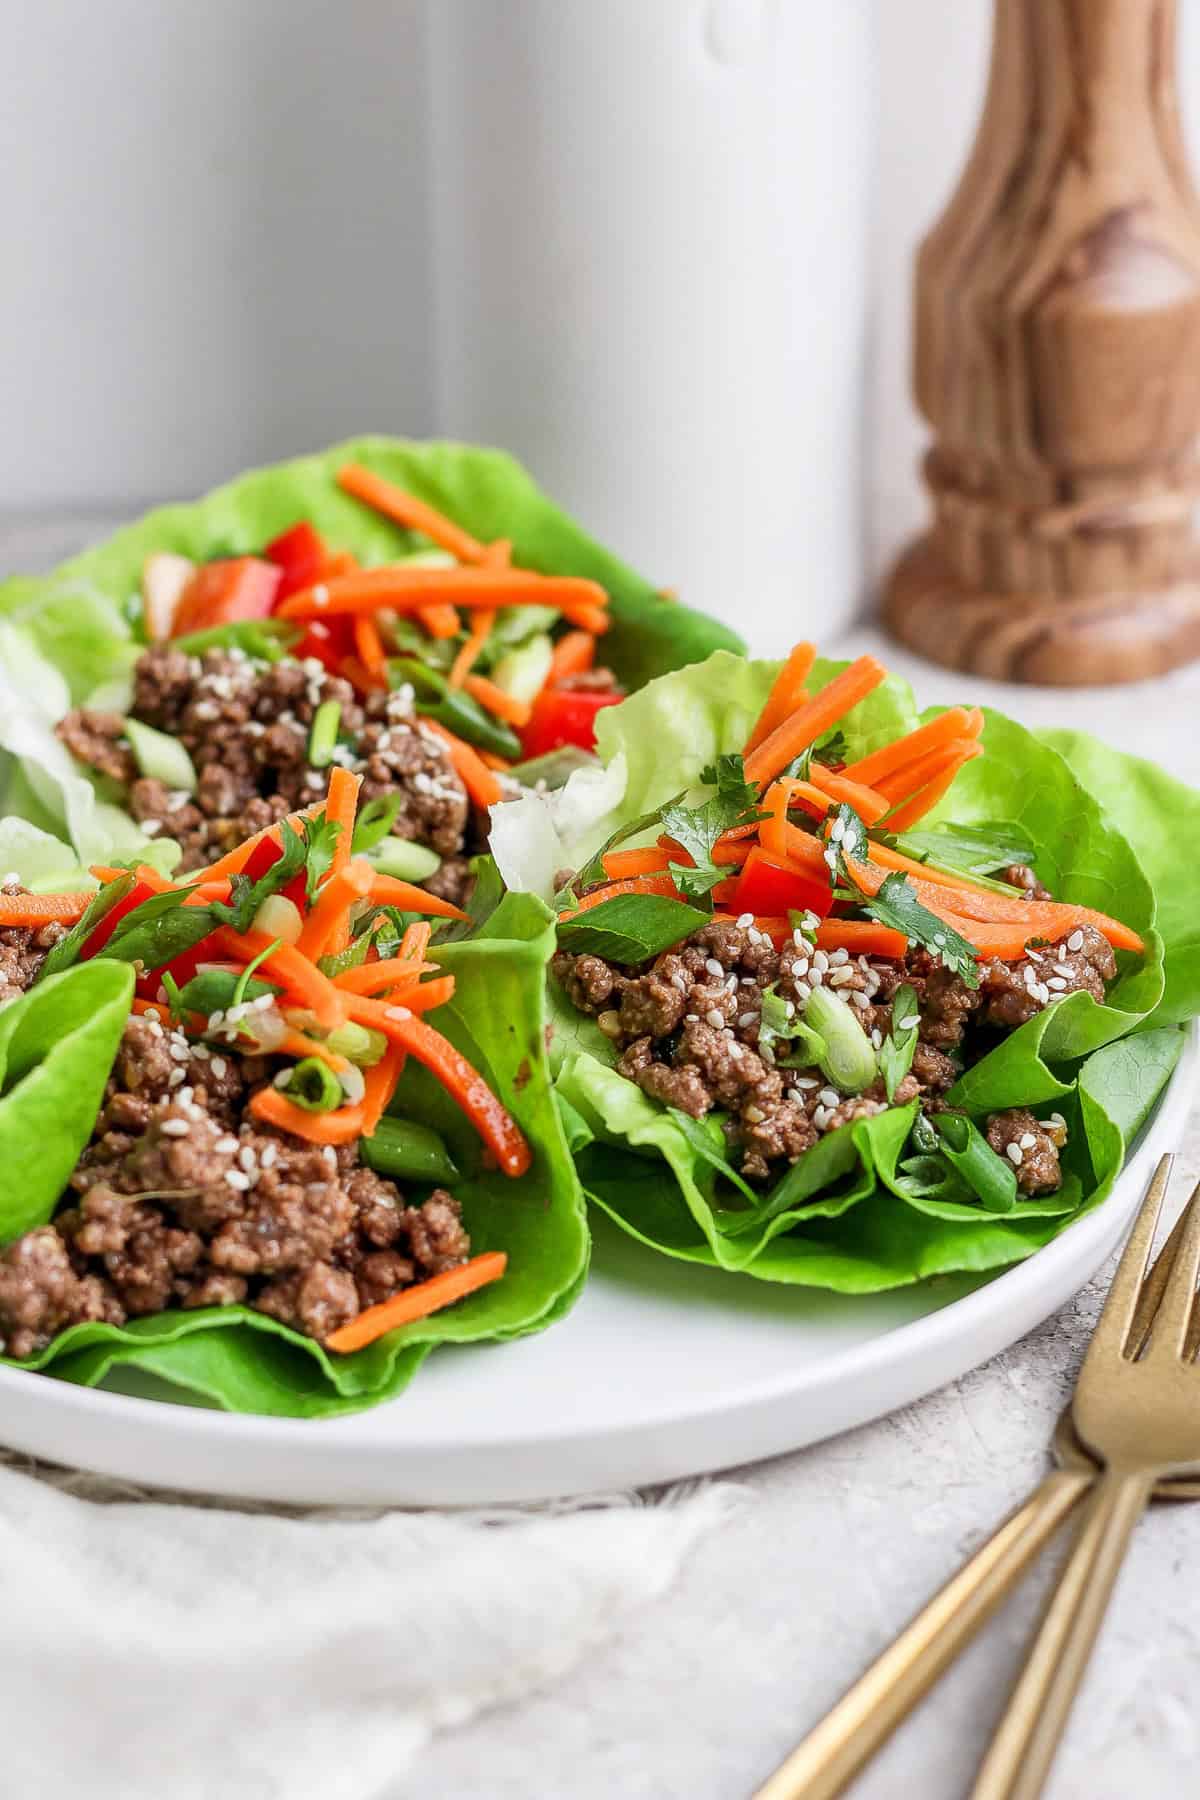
7;1;1200;623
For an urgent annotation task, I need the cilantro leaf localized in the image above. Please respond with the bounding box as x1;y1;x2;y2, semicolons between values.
878;981;920;1101
100;888;224;973
554;805;674;914
659;755;763;900
301;815;341;906
862;874;980;988
781;729;850;784
820;802;870;885
556;894;710;963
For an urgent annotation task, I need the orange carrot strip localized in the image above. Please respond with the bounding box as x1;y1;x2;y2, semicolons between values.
367;871;467;920
815;920;908;959
808;763;890;825
338;655;378;694
601;845;673;880
478;749;513;772
325;1252;508;1353
323;766;363;954
359;1037;407;1138
483;539;512;567
249;1087;365;1145
464;673;532;728
842;707;981;789
548;630;595;686
0;891;90;927
416;602;461;641
743;657;888;787
277;568;609;624
449;608;497;687
656;835;755;870
846;856;1143;954
187;803;325;885
214;929;345;1030
883;746;983;830
333;961;446;999
296;858;376;960
875;738;980;805
337;463;489;564
352;614;390;687
419;718;505;809
744;642;817;754
340;1003;530;1175
278;1029;350;1074
568;602;611;636
865;840;995;894
760;780;792;859
562;874;683;916
399;921;432;963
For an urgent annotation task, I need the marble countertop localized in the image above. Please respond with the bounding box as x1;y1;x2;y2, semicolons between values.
4;514;1199;1797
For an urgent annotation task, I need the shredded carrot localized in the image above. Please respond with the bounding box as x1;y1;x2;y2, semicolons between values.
278;1029;350;1074
0;891;90;927
463;673;532;728
337;463;489;564
131;997;173;1020
249;1087;365;1145
416;602;461;641
325;1252;508;1353
562;874;683;915
449;608;497;687
359;1037;407;1138
815;920;909;959
399;921;432;963
864;841;994;894
842;707;982;789
338;655;378;693
419;718;505;809
845;855;1143;954
757;778;831;858
295;858;376;960
548;630;595;686
883;745;983;830
352;613;390;687
367;871;467;920
744;642;817;754
214;929;345;1030
477;749;513;772
340;977;457;1019
601;845;673;879
875;739;980;805
277;567;610;630
322;766;362;954
187;803;325;884
807;764;890;825
743;657;888;787
332;960;445;998
655;835;755;870
483;539;512;568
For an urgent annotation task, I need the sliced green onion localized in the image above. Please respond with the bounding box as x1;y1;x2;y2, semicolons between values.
878;982;920;1102
232;936;283;1010
361;1115;460;1184
282;1056;343;1113
802;985;878;1095
933;1112;1018;1214
323;1019;389;1068
251;893;302;945
364;839;441;883
353;793;403;853
307;700;342;770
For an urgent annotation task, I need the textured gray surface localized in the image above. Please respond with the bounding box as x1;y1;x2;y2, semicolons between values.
4;518;1200;1796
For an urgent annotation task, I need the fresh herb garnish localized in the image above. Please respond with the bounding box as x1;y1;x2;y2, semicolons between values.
554;805;675;914
34;874;135;984
658;754;764;899
861;873;980;988
299;815;341;906
781;729;850;783
557;894;710;963
230;937;282;1010
878;982;920;1101
820;801;870;883
99;886;221;972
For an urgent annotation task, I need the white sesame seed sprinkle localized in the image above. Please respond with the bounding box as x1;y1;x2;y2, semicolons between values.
167;1067;186;1088
215;1136;239;1154
210;1056;228;1078
272;1069;293;1088
793;1076;820;1091
818;1087;840;1108
225;1170;251;1191
1019;1132;1037;1149
895;1013;919;1031
260;1143;278;1168
685;1012;699;1023
160;1119;190;1137
704;957;724;979
1067;930;1084;952
736;912;754;929
705;1007;726;1029
1006;1142;1024;1166
870;1028;883;1048
1047;976;1068;991
385;1005;412;1022
238;1146;257;1172
828;968;855;986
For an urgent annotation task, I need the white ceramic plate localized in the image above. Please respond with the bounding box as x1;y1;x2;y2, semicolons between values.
1;1030;1193;1506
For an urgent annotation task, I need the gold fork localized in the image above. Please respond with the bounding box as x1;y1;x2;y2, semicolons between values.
753;1155;1200;1800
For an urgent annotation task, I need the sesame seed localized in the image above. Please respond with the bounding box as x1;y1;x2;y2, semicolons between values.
1067;930;1084;952
738;1013;757;1030
828;968;855;986
813;1106;831;1130
784;1000;795;1018
169;1041;189;1063
685;1012;699;1023
747;927;764;947
191;1042;210;1060
1048;1112;1066;1129
705;1007;726;1029
254;995;275;1011
1006;1142;1024;1166
819;1087;840;1108
1054;962;1073;978
1018;1132;1037;1149
210;1056;228;1078
793;1076;820;1091
322;1145;337;1165
272;1069;293;1088
385;1005;412;1022
895;1013;919;1031
793;981;811;1003
260;1143;278;1168
704;957;725;978
830;948;850;966
147;1019;164;1038
849;991;871;1009
225;1170;251;1191
870;1028;883;1048
209;1010;225;1027
168;1067;186;1088
812;950;829;973
215;1136;239;1154
142;1007;161;1023
736;912;754;929
160;1119;190;1138
792;958;810;978
808;969;823;987
1047;976;1068;991
792;928;807;949
830;817;845;843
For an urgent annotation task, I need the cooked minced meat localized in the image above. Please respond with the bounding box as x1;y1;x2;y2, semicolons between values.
0;882;67;1005
554;912;1107;1187
57;645;474;874
986;1107;1064;1194
0;1007;471;1358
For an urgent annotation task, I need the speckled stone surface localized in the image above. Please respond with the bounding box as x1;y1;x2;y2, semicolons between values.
4;518;1199;1797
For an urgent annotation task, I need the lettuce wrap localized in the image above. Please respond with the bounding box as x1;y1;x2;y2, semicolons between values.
530;652;1192;1291
0;436;743;876
0;893;589;1417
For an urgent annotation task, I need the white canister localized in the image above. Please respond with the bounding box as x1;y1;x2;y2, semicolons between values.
428;0;876;650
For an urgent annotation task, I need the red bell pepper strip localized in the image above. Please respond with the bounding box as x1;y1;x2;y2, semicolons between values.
264;522;333;602
171;558;282;638
520;688;622;758
731;848;832;922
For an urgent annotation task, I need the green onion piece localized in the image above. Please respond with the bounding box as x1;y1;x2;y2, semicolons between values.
307;700;342;770
365;839;441;883
282;1056;344;1113
933;1112;1018;1214
353;793;404;854
878;982;920;1102
361;1115;460;1184
803;985;878;1095
323;1019;389;1068
231;937;282;1011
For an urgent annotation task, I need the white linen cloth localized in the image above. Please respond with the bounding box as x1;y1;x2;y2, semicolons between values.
0;1450;738;1799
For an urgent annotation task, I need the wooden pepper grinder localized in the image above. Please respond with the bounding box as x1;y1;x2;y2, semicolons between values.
884;0;1200;684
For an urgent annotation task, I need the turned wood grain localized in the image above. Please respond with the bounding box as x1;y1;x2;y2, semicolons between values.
884;0;1200;685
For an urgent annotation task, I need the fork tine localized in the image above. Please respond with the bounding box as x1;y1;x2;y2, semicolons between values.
1185;1295;1200;1364
1087;1153;1173;1363
1146;1175;1200;1358
1129;1198;1191;1357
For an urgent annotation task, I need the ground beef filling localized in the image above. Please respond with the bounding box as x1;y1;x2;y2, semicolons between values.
554;914;1106;1189
57;646;474;876
0;1011;471;1358
0;884;67;1005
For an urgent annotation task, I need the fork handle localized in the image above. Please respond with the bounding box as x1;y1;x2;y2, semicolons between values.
752;1468;1091;1800
970;1465;1157;1800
